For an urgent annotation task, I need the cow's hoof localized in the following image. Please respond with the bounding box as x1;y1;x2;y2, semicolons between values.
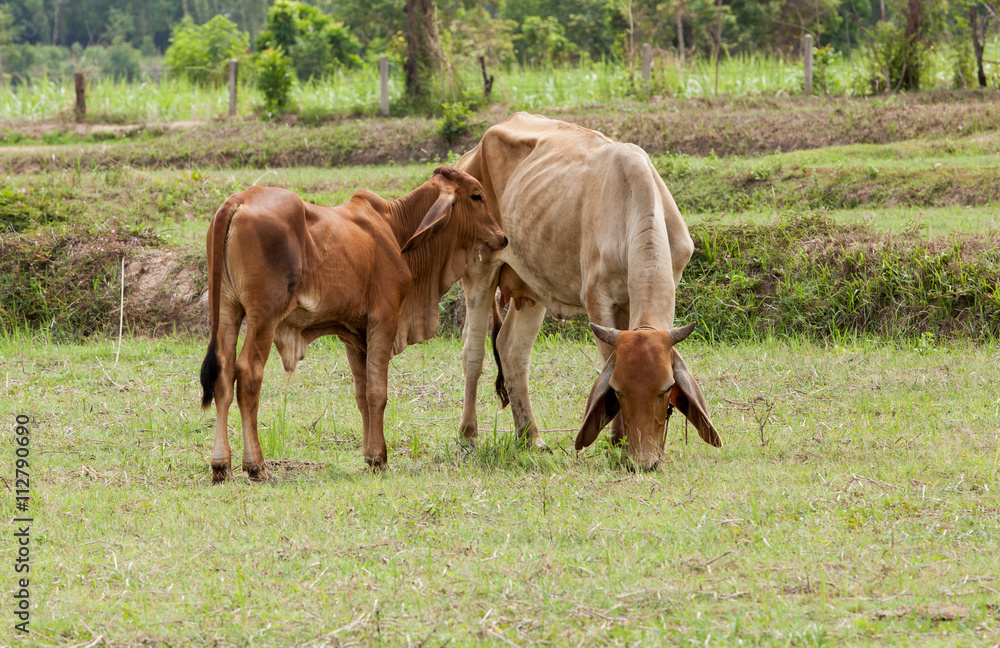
243;463;269;481
458;434;477;451
516;436;551;453
210;463;231;484
365;457;388;472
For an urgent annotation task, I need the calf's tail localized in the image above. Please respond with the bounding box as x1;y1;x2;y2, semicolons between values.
200;198;239;409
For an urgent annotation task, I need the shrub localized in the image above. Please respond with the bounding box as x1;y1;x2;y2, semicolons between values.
102;38;143;81
256;47;295;118
515;16;578;66
860;21;925;93
438;101;475;143
164;15;250;85
256;0;361;80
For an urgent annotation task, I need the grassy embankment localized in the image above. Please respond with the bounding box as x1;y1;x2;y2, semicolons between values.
4;93;1000;341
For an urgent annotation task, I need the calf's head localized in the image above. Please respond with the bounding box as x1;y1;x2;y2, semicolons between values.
401;166;507;257
575;323;722;470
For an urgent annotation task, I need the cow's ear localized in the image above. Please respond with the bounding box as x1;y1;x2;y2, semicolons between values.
575;353;620;451
402;190;454;253
669;349;722;448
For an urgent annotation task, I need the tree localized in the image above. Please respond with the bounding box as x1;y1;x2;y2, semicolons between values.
516;16;577;65
404;0;436;104
164;15;250;84
256;0;361;80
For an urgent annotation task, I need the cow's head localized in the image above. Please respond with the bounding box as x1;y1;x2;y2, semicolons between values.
401;166;507;257
575;323;722;470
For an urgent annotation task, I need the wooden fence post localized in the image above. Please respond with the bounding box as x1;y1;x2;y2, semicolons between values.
803;34;813;95
228;59;238;117
641;42;652;90
379;55;389;117
74;71;85;120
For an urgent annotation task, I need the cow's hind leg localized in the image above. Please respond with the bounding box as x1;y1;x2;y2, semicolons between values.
210;304;244;483
234;316;277;480
496;300;547;450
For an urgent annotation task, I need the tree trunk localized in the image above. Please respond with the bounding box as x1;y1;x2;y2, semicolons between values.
51;0;60;46
713;0;722;96
905;0;921;39
902;0;922;90
675;3;685;66
971;7;987;88
405;0;437;105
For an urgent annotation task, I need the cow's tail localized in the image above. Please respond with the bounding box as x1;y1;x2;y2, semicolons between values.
200;198;239;409
491;293;510;408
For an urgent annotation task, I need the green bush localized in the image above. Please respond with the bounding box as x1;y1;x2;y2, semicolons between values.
438;101;475;143
515;16;578;66
102;38;142;81
256;47;296;118
164;15;250;85
861;21;924;93
256;0;361;80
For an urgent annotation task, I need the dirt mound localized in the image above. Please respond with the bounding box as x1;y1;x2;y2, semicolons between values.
125;248;208;336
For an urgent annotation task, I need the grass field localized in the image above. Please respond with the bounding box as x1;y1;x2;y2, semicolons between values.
3;93;1000;645
3;331;1000;646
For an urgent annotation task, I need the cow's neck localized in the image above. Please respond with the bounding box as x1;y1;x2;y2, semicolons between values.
385;185;464;352
624;219;677;331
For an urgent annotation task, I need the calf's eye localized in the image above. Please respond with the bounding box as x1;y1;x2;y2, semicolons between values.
471;194;483;202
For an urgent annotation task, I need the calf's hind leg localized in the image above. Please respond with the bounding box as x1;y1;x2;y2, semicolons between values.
234;316;278;480
210;304;243;483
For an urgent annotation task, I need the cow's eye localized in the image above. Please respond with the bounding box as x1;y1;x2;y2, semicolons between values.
471;194;483;202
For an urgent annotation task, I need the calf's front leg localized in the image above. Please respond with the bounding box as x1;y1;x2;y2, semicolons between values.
360;324;396;470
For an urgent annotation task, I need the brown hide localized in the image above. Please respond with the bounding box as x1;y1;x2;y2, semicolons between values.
199;166;505;481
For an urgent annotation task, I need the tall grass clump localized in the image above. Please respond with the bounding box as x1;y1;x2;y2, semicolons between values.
681;212;1000;342
0;226;163;340
0;76;259;122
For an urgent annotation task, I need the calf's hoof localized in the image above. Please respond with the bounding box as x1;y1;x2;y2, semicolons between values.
210;462;231;484
365;456;388;472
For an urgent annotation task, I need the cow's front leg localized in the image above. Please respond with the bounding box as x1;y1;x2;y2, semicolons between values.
458;268;500;446
496;300;547;449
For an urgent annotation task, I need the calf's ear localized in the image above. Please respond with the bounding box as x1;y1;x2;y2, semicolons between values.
402;190;455;253
669;349;722;448
575;353;621;450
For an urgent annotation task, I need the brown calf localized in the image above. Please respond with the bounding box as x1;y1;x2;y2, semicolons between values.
199;167;506;482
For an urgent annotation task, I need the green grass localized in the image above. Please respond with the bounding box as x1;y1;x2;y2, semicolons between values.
691;205;1000;237
3;35;1000;122
3;332;999;646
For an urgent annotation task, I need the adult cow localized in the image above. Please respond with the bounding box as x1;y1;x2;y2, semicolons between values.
456;112;722;470
199;166;507;482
